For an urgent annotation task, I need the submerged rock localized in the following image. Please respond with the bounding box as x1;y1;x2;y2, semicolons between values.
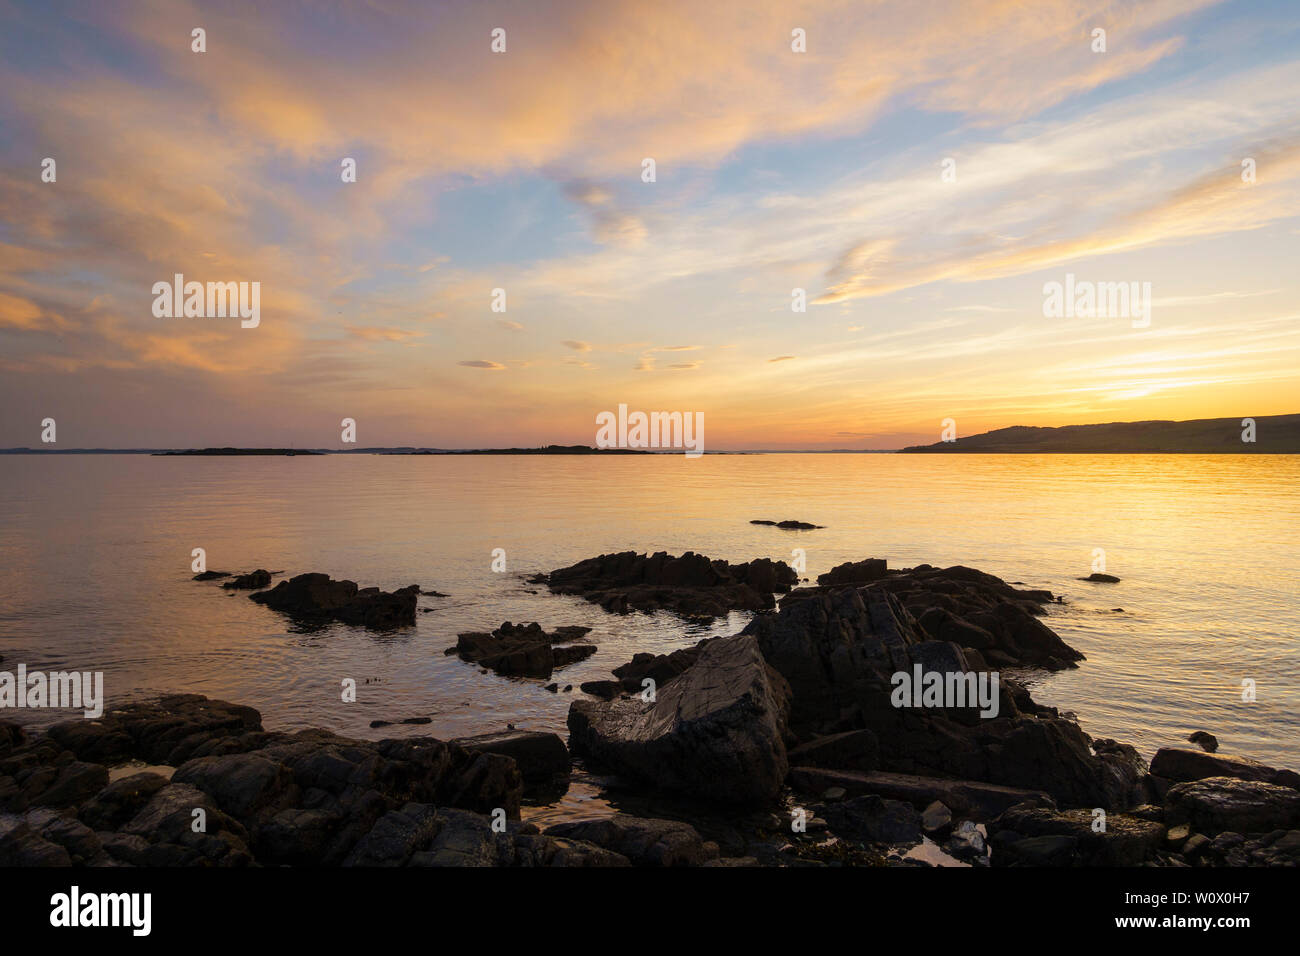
750;519;824;530
535;550;797;618
451;622;595;679
250;573;418;628
568;634;790;804
1187;730;1219;753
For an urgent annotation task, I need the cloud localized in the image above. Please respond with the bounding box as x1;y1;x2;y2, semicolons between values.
562;179;647;247
562;340;592;352
346;325;424;342
458;360;506;370
768;355;796;363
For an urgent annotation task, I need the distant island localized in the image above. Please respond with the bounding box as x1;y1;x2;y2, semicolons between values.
154;448;325;456
902;414;1300;453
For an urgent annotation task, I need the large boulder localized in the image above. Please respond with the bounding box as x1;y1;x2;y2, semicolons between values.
568;634;790;804
743;577;1140;809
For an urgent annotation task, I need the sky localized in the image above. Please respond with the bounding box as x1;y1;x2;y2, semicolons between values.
1;0;1298;450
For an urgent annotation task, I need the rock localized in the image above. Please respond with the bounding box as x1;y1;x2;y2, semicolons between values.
817;558;888;586
745;580;1136;809
750;519;823;530
823;787;847;802
994;834;1079;867
0;817;72;866
536;551;797;618
1165;777;1300;834
947;820;987;862
1187;731;1219;752
788;767;1054;820
821;794;922;845
543;814;708;866
192;570;230;581
1165;823;1190;848
344;802;442;866
1149;748;1295;787
250;573;418;628
27;760;108;809
171;752;299;821
222;569;272;590
567;634;790;804
450;730;570;794
787;730;880;772
452;622;596;679
78;772;171;831
992;805;1164;865
1182;833;1211;859
921;800;953;836
44;695;264;767
120;783;254;866
1078;573;1120;583
579;680;624;699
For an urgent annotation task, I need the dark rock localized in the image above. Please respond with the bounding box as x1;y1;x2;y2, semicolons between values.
995;834;1079;867
1078;573;1120;583
822;794;922;845
1188;731;1219;752
788;767;1054;820
921;800;953;836
78;772;171;831
192;570;230;581
536;550;797;618
0;817;72;866
568;634;790;805
344;802;442;866
452;622;596;679
1149;748;1294;787
787;730;880;772
543;814;708;866
817;558;888;586
450;730;570;794
250;573;418;628
171;752;299;821
1165;777;1300;834
27;760;108;809
991;804;1164;865
579;680;624;699
750;519;823;530
222;569;272;590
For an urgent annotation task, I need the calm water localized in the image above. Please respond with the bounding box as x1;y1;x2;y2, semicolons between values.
1;453;1297;779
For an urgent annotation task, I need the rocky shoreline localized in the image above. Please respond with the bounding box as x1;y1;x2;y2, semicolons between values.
3;553;1297;867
